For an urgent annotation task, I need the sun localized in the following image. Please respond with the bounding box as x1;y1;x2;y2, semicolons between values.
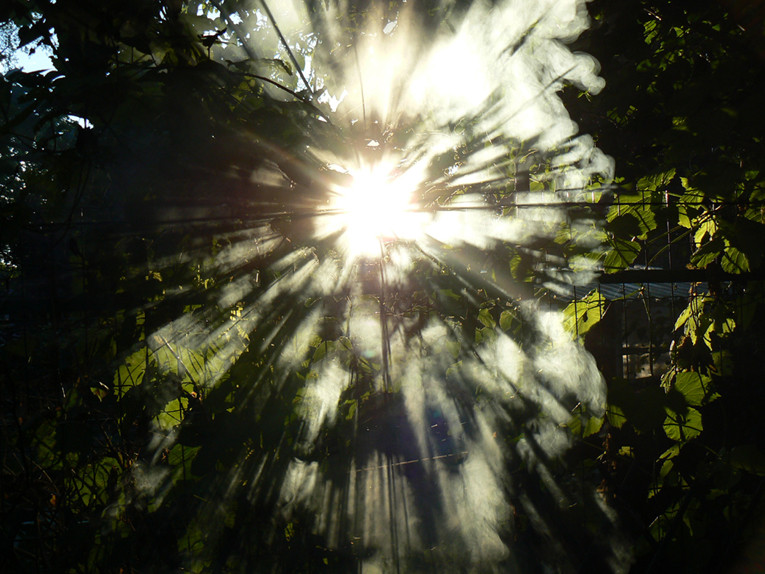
332;162;426;257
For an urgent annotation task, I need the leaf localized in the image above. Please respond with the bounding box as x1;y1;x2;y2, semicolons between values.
475;326;496;344
691;236;724;268
608;378;667;433
660;444;681;461
720;244;750;273
603;237;641;272
345;399;357;421
446;361;462;379
743;196;765;224
637;168;676;192
257;58;294;76
33;419;59;467
499;309;516;332
677;179;705;228
562;289;606;337
608;211;653;239
674;299;697;332
584;415;604;437
113;347;149;399
689;314;712;346
663;407;703;441
606;404;627;429
618;445;634;457
437;288;461;301
673;371;716;407
693;218;718;246
167;444;201;476
478;307;496;328
608;191;658;239
312;340;335;363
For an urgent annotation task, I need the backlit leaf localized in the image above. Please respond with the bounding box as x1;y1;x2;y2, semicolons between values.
663;407;703;441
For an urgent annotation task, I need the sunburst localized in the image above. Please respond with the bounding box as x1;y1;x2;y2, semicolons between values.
111;0;625;570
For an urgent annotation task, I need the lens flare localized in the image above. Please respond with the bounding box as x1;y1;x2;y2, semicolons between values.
100;0;630;571
330;161;429;257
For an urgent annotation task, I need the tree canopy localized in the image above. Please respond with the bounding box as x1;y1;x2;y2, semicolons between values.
1;0;765;572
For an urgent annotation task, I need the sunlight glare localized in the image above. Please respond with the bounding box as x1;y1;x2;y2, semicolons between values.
333;162;425;257
119;0;623;569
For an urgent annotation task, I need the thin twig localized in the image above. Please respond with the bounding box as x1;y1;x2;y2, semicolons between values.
259;0;313;95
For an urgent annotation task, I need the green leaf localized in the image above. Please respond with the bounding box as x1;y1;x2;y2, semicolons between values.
345;399;357;421
674;298;698;332
603;237;641;272
638;169;676;192
113;347;149;399
606;404;627;429
660;444;681;461
608;191;658;239
691;236;724;268
663;407;703;441
673;371;716;407
446;361;462;379
475;326;496;344
584;415;604;437
478;307;496;328
618;445;634;457
499;309;516;332
678;182;705;228
167;444;201;473
33;419;59;468
743;189;765;224
689;314;712;346
437;288;461;301
720;244;750;273
693;218;718;245
562;289;606;337
312;340;335;363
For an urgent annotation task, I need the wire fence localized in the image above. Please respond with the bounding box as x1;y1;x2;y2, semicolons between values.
2;190;763;568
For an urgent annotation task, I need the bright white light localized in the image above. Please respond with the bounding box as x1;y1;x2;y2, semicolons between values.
333;163;425;257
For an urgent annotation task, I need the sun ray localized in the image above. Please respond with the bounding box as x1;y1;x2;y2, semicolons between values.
91;0;628;570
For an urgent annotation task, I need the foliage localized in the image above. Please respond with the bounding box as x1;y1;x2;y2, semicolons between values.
0;0;608;571
0;1;338;571
3;0;764;572
563;0;765;570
